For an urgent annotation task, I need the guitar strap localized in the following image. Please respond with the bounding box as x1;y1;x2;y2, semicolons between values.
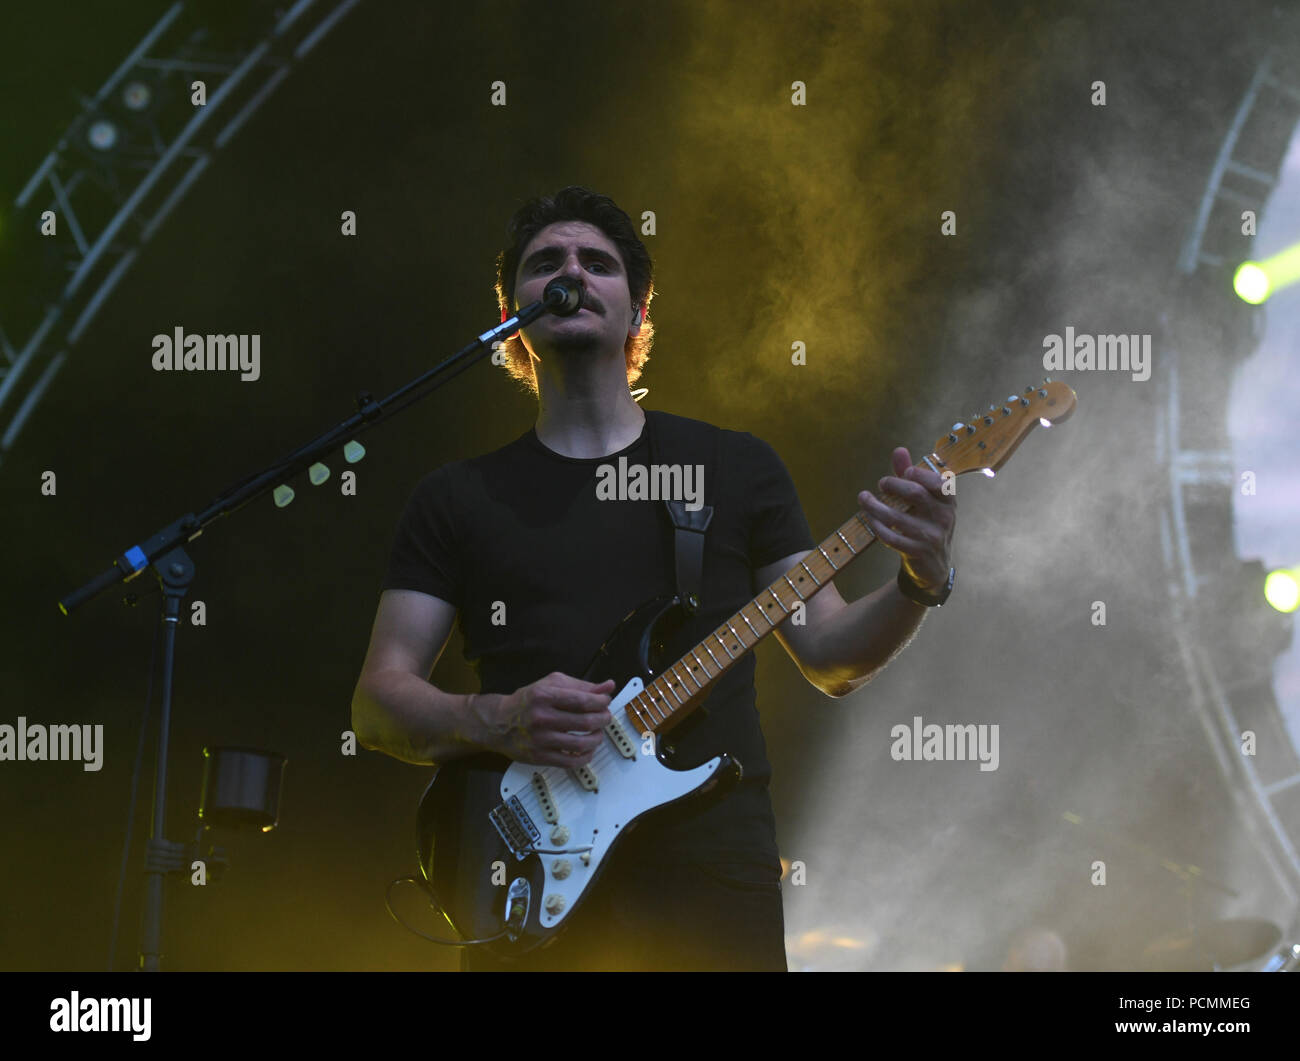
644;410;720;616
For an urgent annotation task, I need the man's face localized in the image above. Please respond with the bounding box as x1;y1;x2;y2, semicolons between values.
512;220;642;361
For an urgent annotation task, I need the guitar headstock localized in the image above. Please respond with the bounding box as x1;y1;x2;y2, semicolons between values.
930;380;1075;477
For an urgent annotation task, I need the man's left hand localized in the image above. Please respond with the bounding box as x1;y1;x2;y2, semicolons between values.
857;447;956;591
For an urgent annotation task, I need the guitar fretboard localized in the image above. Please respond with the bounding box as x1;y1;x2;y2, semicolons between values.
623;456;937;736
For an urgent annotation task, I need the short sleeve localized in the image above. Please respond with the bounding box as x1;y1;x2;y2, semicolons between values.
739;432;815;569
380;466;464;606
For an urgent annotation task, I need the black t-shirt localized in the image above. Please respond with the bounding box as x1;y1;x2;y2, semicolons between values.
380;409;814;864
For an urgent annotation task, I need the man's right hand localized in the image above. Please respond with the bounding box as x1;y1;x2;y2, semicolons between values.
471;673;616;767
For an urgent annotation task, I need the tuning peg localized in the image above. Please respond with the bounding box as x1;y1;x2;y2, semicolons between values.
344;440;366;463
273;485;295;508
309;462;330;485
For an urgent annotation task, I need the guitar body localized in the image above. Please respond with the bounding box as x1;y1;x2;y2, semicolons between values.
416;594;744;959
410;379;1077;962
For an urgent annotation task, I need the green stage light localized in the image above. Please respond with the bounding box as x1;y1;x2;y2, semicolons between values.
1264;568;1299;614
1234;262;1270;304
1235;241;1300;304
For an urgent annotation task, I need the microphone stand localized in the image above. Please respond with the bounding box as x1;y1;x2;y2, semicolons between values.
59;279;580;971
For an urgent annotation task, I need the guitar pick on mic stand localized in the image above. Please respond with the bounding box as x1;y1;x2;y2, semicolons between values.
58;276;588;971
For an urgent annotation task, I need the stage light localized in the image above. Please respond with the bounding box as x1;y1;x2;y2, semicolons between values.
86;119;118;151
1234;261;1270;304
1264;568;1299;614
122;81;152;111
199;745;287;831
1235;242;1300;304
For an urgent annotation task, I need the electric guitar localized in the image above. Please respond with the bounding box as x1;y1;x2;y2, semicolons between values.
415;379;1076;958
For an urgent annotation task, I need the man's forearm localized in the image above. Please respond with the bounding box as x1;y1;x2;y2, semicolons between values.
352;672;502;766
804;579;928;697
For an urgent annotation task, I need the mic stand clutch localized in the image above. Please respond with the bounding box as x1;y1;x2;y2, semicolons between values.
59;277;582;971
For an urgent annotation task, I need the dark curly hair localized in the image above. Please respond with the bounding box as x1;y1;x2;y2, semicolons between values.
494;186;654;395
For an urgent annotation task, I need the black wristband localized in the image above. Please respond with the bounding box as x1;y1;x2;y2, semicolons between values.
897;564;955;607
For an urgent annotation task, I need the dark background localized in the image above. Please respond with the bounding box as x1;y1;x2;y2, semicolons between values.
1;0;1295;970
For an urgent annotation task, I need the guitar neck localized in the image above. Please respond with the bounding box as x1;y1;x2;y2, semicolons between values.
619;379;1077;736
624;455;937;738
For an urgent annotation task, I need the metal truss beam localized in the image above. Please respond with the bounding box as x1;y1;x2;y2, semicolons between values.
0;0;364;467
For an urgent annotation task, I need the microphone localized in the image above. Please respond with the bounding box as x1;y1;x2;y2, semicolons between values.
543;276;584;317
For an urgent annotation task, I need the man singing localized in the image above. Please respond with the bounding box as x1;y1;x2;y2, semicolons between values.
351;186;956;970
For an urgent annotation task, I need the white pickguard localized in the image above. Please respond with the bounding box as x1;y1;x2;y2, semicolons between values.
498;677;722;929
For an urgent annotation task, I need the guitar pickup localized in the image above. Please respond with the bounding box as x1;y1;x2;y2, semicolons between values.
605;716;637;759
570;764;599;792
530;771;558;823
